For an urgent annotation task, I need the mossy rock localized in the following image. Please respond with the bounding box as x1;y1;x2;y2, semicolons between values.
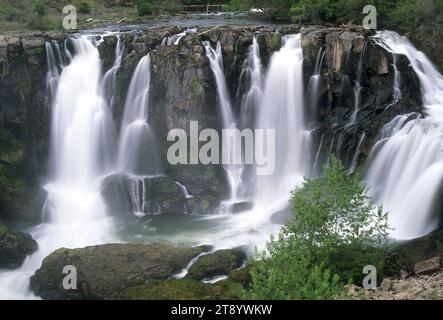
186;249;246;280
30;243;212;299
0;224;38;269
118;279;244;300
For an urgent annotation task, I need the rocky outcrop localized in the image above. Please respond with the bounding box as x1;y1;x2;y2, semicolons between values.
301;26;422;173
30;243;212;299
343;258;443;300
0;224;38;268
0;31;66;221
186;249;246;280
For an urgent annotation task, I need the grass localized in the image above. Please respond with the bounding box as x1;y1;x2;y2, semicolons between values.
0;0;140;32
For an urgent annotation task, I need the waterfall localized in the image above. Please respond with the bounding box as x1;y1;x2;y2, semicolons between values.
238;36;264;130
161;28;197;46
0;35;116;299
203;40;242;204
116;54;161;176
254;34;310;206
392;54;402;102
349;132;366;174
307;46;325;123
236;36;264;199
102;34;123;110
349;41;368;125
364;31;443;239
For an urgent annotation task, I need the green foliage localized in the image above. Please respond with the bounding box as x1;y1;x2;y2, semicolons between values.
33;0;46;16
26;15;58;31
137;0;154;15
78;1;92;14
289;0;336;24
248;156;390;299
227;0;442;33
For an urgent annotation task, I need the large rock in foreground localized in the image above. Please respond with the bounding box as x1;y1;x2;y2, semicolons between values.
186;249;246;280
30;243;211;299
0;224;37;268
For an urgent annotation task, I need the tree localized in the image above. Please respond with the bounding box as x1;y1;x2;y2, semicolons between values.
248;157;390;299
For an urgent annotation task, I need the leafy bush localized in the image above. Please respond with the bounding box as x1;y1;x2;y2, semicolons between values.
248;157;390;299
78;2;92;14
137;0;154;16
33;0;47;16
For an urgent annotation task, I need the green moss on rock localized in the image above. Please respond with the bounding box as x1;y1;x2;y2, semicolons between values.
0;224;38;268
118;279;244;300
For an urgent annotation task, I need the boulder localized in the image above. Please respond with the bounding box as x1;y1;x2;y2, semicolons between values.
380;278;393;291
186;249;246;280
30;243;211;299
0;224;37;268
414;257;441;275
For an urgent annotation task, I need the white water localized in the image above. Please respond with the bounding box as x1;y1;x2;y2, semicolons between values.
349;41;368;125
203;40;242;204
307;46;325;123
178;34;308;249
365;31;443;239
0;36;116;299
238;36;264;130
161;28;197;46
117;54;161;176
254;34;310;206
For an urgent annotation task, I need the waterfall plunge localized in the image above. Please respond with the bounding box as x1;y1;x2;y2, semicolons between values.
195;34;310;248
203;41;242;204
117;54;161;176
0;36;116;299
255;34;310;207
365;31;443;239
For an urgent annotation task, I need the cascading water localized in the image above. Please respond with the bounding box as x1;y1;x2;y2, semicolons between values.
102;34;123;110
193;34;309;248
115;54;162;216
254;34;310;207
349;41;368;125
161;28;197;46
0;35;116;299
117;54;161;176
307;46;325;123
238;36;264;130
364;31;443;239
236;36;264;199
203;41;242;204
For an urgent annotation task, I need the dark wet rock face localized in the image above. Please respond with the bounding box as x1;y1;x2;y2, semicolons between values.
30;243;212;299
0;31;66;221
301;26;422;174
0;224;38;269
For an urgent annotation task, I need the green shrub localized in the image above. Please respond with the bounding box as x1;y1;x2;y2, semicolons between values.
78;2;92;14
33;0;47;16
137;0;154;16
248;156;390;299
